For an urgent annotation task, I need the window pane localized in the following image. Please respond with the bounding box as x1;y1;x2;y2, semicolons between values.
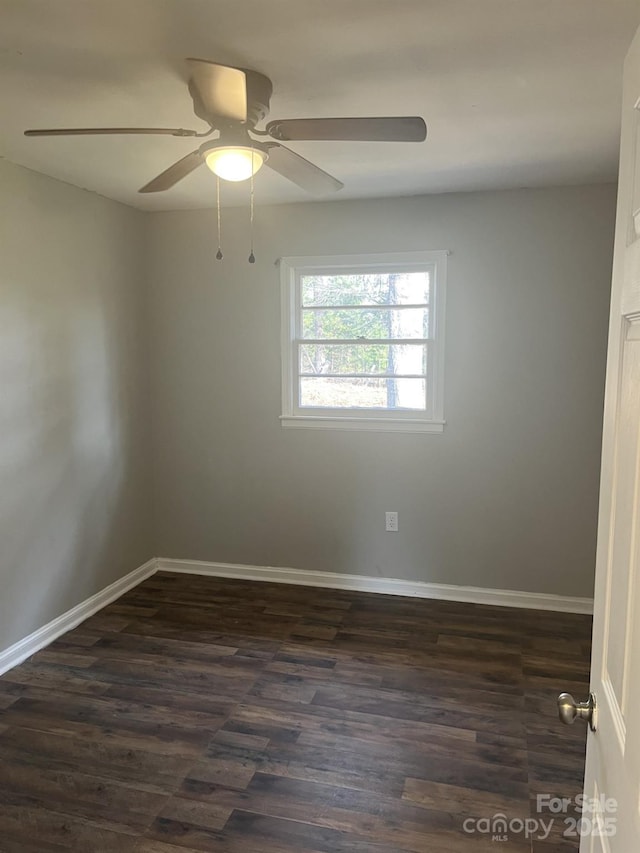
300;377;426;410
300;343;426;376
302;307;429;339
301;272;430;307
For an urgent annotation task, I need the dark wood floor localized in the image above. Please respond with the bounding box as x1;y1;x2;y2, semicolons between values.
0;572;592;852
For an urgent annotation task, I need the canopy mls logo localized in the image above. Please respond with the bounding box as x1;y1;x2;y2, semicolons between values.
462;814;554;843
462;794;618;842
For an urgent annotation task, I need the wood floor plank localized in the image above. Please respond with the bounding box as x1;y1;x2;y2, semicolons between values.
0;797;140;851
403;776;530;819
227;699;478;747
179;773;529;853
0;571;591;851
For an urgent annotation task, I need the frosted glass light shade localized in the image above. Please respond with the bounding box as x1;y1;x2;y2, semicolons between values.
205;146;266;182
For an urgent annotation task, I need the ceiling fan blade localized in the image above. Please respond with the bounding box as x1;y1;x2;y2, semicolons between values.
266;116;427;143
264;144;343;194
139;150;204;193
186;59;247;124
25;127;202;137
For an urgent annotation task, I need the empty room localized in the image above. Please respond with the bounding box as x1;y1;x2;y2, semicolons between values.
1;0;640;850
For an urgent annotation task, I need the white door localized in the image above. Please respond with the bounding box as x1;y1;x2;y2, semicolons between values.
576;23;640;853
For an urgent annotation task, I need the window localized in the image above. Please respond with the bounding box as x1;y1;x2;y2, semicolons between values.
280;251;447;433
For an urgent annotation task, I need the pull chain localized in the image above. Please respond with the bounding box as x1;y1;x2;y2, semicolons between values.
215;176;223;260
248;147;256;264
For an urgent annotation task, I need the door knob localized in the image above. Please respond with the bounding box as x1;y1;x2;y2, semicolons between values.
557;692;596;732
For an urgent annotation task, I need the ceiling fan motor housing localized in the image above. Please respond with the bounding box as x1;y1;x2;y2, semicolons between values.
241;69;273;127
189;67;273;128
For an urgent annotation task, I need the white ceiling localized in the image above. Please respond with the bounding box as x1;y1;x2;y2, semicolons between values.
0;0;638;210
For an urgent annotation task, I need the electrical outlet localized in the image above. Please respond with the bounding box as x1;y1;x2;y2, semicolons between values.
385;511;399;532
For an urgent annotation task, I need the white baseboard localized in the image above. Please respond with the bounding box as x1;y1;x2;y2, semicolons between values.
0;556;592;677
0;558;158;676
156;558;594;615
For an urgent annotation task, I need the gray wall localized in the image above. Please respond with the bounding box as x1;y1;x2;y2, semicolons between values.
0;160;153;650
148;185;616;598
0;172;616;652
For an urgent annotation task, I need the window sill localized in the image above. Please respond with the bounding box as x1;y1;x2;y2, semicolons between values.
280;415;445;434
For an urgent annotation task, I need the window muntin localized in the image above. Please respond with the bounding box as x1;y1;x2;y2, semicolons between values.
302;307;430;339
280;252;447;433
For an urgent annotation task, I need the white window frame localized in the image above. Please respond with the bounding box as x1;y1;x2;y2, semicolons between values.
280;250;447;433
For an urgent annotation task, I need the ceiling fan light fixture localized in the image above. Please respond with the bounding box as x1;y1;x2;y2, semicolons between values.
204;146;266;182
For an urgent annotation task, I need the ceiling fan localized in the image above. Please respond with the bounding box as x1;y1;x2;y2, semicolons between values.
24;59;428;195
